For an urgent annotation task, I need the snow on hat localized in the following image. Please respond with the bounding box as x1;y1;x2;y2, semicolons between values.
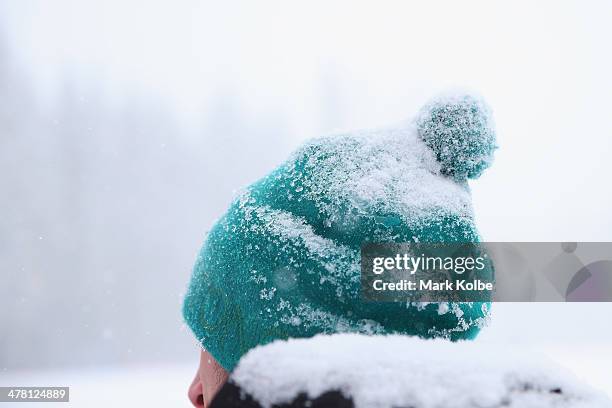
183;92;497;370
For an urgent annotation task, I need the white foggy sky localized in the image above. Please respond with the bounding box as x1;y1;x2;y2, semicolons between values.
3;0;611;241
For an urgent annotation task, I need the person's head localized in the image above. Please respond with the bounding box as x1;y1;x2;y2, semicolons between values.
182;91;496;403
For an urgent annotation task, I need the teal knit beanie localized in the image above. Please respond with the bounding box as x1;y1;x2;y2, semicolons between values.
183;92;497;371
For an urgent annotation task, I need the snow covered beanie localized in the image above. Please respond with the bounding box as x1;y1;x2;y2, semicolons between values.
183;92;497;371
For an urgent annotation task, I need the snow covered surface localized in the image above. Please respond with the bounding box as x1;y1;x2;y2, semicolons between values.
0;340;609;408
231;334;612;408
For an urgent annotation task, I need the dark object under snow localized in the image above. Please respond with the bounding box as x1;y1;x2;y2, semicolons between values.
210;334;612;408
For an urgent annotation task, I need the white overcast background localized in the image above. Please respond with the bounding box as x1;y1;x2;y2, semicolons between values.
0;1;610;406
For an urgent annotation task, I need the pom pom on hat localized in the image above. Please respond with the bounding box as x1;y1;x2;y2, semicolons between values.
416;92;497;180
